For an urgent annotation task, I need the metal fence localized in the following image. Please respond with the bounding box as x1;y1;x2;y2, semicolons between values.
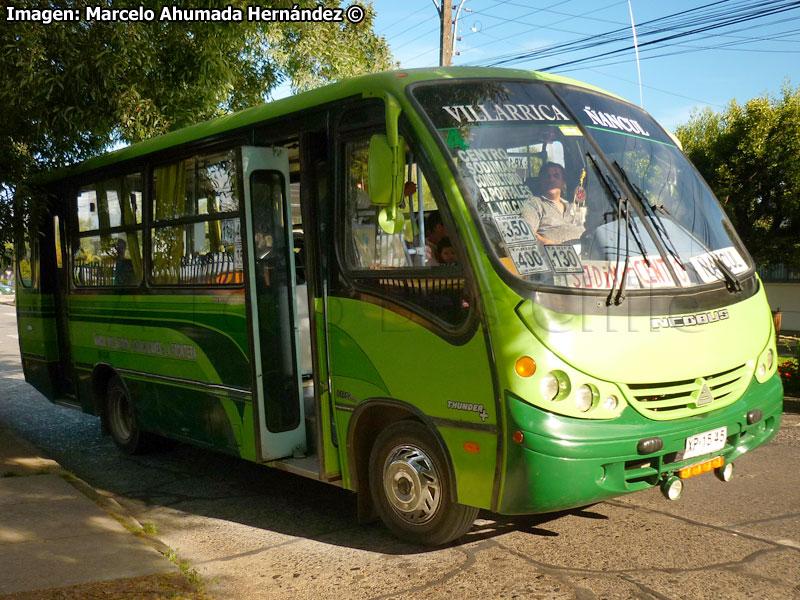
757;264;800;282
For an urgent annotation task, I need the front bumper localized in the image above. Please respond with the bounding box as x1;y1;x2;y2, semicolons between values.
499;373;783;514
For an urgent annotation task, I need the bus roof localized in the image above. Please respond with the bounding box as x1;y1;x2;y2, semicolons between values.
36;66;619;185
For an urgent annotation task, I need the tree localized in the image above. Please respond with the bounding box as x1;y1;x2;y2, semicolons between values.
676;83;800;267
0;0;393;251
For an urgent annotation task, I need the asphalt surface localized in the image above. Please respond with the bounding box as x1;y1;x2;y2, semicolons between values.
1;304;799;600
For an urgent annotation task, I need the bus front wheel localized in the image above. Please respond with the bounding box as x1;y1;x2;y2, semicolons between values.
368;420;478;545
106;376;154;455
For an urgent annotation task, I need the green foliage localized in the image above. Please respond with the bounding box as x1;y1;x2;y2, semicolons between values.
675;83;800;267
778;356;799;395
0;0;394;254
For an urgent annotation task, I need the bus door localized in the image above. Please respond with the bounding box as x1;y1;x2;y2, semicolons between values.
51;212;75;398
242;146;306;461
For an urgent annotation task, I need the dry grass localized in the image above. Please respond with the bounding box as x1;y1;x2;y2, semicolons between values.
0;573;211;600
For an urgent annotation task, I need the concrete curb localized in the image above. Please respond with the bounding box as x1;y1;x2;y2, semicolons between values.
59;470;172;555
1;425;171;557
784;395;800;413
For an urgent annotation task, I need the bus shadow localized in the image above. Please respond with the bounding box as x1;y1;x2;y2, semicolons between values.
457;506;608;545
0;378;609;556
0;382;614;556
103;441;608;555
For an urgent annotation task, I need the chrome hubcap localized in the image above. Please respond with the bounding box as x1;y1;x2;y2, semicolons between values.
383;444;441;524
109;390;133;443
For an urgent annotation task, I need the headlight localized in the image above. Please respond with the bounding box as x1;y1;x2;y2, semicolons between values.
540;373;559;401
755;344;777;383
575;385;595;412
540;371;570;401
603;395;619;411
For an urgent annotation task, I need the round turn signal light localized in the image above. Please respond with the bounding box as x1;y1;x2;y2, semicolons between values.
515;356;536;377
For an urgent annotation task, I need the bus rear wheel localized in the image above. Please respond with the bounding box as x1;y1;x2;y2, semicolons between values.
368;420;478;545
106;376;156;455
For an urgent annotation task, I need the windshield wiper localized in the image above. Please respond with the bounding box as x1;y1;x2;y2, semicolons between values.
611;161;686;273
712;255;743;293
586;153;649;306
610;162;742;294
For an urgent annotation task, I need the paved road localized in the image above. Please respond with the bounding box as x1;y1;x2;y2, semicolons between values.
1;306;799;600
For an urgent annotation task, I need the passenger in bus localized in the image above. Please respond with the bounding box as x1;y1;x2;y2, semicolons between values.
437;237;456;264
113;238;136;286
521;162;585;245
424;211;447;266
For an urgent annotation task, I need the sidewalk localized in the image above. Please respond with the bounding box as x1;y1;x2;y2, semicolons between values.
0;421;179;597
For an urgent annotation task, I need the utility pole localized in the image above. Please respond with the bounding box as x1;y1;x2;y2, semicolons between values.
439;0;454;66
434;0;468;66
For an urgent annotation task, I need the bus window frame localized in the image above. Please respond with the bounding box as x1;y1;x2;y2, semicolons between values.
71;171;146;291
333;105;479;340
16;226;39;289
404;77;760;318
146;147;246;290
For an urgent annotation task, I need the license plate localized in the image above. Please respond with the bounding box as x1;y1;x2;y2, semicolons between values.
684;426;727;460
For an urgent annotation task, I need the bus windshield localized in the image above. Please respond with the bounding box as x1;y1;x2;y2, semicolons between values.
412;80;753;293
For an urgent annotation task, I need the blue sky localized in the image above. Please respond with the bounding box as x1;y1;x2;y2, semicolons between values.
369;0;800;131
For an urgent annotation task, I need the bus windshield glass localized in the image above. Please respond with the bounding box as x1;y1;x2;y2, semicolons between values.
412;80;752;292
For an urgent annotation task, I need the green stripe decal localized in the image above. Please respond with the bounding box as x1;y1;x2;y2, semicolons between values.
69;315;251;388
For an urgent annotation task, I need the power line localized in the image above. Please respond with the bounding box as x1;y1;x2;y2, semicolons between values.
478;0;745;65
462;0;626;55
538;4;800;72
476;0;800;69
378;5;430;38
585;68;725;108
558;15;800;70
398;0;521;64
556;24;800;75
386;16;436;45
390;24;441;52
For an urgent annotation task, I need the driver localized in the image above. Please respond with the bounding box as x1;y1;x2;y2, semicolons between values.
521;162;585;244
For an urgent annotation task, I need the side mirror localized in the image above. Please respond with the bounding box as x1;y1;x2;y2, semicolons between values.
368;133;406;234
367;134;395;206
378;204;405;235
367;134;405;206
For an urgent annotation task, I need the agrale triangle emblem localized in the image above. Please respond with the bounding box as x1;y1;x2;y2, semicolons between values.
694;378;714;407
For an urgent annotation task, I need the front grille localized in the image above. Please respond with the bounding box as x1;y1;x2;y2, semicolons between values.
621;363;750;420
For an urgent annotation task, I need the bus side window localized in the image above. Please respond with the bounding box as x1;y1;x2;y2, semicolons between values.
73;174;144;288
150;151;243;286
343;140;458;270
340;134;469;328
17;228;37;288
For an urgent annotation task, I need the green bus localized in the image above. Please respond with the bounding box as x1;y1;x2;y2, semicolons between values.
14;67;783;545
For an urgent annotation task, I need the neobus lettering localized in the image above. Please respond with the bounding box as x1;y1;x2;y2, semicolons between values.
650;310;730;329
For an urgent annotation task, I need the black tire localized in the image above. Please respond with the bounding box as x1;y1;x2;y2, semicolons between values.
105;376;158;455
369;420;478;545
